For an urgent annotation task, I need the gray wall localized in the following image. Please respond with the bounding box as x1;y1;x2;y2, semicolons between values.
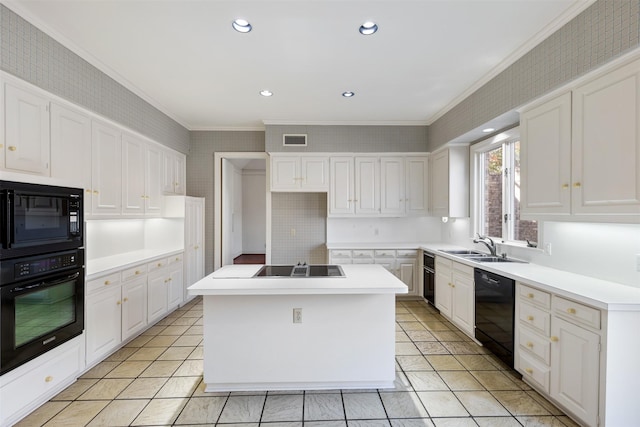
266;125;428;153
271;193;327;264
429;0;640;149
0;4;189;153
187;131;265;274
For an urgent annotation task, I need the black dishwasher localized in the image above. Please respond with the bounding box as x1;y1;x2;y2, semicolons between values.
423;251;435;306
474;268;515;368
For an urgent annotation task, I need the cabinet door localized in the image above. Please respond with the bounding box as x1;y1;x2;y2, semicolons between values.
451;270;474;336
122;277;147;340
380;157;405;215
162;150;176;194
85;286;121;364
145;144;163;216
329;157;355;215
50;103;91;191
430;149;449;217
185;198;205;291
354;157;380;215
300;156;329;191
147;271;168;322
435;266;452;318
167;263;184;310
122;134;146;215
572;58;640;215
91;121;122;215
397;258;416;295
550;317;600;427
4;83;50;175
520;92;572;215
174;154;186;195
271;156;299;191
405;156;429;216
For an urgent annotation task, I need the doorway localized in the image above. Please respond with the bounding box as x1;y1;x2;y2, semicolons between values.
214;152;270;271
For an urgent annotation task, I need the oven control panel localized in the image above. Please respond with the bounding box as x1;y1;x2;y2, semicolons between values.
1;249;84;283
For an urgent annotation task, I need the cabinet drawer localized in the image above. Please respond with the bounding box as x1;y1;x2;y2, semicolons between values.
519;284;551;309
168;254;183;265
452;261;473;276
147;258;168;272
352;250;374;259
553;296;601;330
519;302;550;335
397;250;417;258
330;250;352;259
121;265;147;282
517;351;550;393
518;326;551;364
87;272;121;293
374;250;395;258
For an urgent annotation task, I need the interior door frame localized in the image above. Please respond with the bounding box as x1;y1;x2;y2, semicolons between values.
214;152;271;271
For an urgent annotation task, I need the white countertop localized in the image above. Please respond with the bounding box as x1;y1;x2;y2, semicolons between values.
86;248;184;279
327;242;427;250
188;264;409;296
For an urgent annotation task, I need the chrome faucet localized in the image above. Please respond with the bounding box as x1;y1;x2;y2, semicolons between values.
473;234;497;256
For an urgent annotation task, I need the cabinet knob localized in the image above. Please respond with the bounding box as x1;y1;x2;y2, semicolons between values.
85;189;92;193
8;146;17;151
573;182;582;188
525;368;533;375
175;257;180;261
141;195;146;199
526;342;534;348
117;300;121;305
104;280;111;285
194;246;199;250
123;297;128;302
562;184;569;189
93;190;99;195
157;263;163;267
567;308;576;314
550;336;559;342
44;375;53;383
135;270;141;275
527;315;534;321
527;293;534;299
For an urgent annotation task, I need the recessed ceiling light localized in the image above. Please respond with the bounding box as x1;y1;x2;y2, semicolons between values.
260;90;273;97
482;128;495;133
342;91;355;97
232;19;252;33
359;21;378;35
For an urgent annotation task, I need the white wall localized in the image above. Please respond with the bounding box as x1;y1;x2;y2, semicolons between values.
441;219;640;288
232;168;243;259
327;217;443;243
242;170;266;254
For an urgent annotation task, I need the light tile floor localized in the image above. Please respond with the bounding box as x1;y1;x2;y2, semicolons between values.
16;298;581;427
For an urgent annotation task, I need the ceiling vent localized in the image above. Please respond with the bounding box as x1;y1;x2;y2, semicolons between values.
283;134;307;147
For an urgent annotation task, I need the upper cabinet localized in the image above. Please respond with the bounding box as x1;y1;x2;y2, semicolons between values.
521;57;640;222
122;133;163;216
163;150;186;195
329;154;429;217
270;154;329;192
3;83;50;176
430;146;469;218
50;103;92;192
91;120;122;216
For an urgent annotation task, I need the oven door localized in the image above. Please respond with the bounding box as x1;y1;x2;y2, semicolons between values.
1;269;84;375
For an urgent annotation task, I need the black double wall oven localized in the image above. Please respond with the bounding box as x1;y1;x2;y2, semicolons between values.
0;180;84;375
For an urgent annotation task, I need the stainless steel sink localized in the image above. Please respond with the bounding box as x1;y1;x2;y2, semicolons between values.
440;250;487;256
465;256;524;263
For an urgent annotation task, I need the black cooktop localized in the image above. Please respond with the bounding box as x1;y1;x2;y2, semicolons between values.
253;265;345;278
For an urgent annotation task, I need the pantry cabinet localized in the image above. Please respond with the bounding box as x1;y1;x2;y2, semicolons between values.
521;57;640;221
184;197;205;303
434;256;474;337
270;154;329;191
3;83;50;176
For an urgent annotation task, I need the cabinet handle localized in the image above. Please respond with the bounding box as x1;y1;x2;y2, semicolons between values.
525;368;533;375
527;293;534;299
527;315;534;321
550;336;559;342
194;246;199;250
117;300;121;305
141;195;146;199
157;263;163;267
562;184;569;189
45;375;53;383
573;182;581;188
526;342;534;348
566;308;576;314
85;189;92;193
104;280;111;285
8;146;17;151
93;190;99;195
123;297;128;302
175;257;180;261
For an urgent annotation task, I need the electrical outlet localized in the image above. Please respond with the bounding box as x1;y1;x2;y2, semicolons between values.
293;308;302;324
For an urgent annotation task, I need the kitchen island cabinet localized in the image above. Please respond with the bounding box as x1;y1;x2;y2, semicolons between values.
188;264;407;391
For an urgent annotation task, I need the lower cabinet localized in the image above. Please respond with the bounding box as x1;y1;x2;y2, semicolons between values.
515;282;601;427
434;257;474;337
328;248;419;296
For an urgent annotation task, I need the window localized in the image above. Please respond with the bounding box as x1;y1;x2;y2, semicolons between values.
473;128;538;245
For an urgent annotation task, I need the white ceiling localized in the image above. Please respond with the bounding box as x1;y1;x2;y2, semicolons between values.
7;0;593;131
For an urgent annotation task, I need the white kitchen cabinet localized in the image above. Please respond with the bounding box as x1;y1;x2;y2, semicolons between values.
434;256;474;337
122;134;163;217
50;102;92;192
3;82;50;175
354;156;380;215
147;255;184;322
85;284;122;364
396;256;417;295
380;156;405;215
90;120;122;216
148;269;168;323
184;196;205;303
121;276;148;341
520;92;572;216
430;146;469;218
405;156;429;216
163;150;186;195
270;154;329;191
167;256;184;310
515;283;601;427
329;157;355;214
145;143;164;215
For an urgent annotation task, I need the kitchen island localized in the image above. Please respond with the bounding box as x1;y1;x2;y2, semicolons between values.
188;264;408;392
